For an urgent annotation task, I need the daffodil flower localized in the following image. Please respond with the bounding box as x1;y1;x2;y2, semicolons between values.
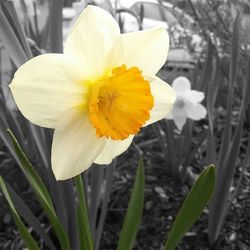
166;76;206;130
10;6;175;180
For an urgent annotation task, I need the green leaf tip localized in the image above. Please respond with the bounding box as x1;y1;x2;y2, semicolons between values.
117;157;145;250
164;165;216;250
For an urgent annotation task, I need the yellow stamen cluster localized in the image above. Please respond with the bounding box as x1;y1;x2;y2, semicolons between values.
89;65;154;140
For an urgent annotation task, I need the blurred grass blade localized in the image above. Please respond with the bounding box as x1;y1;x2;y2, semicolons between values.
165;165;215;250
0;115;15;154
208;119;243;244
27;124;50;169
153;123;170;167
38;17;50;49
104;0;116;16
0;114;28;173
240;50;250;111
0;176;40;250
218;14;240;169
117;158;145;250
49;0;63;52
74;174;94;250
232;130;250;202
5;181;56;250
208;50;250;245
7;129;71;250
186;129;208;167
197;38;213;92
179;121;192;175
89;166;104;236
95;161;116;250
33;1;39;37
0;7;28;67
207;52;221;133
116;8;142;31
205;130;216;166
164;121;177;174
208;15;242;245
60;180;79;250
2;0;32;58
229;14;240;89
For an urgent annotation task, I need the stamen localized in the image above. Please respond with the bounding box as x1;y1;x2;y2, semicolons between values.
89;65;154;140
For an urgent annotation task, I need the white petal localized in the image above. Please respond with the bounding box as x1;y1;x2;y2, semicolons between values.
172;103;188;130
187;103;207;120
10;54;87;128
173;113;188;130
120;28;169;75
172;77;191;93
145;76;176;125
186;90;204;103
52;108;105;180
94;135;134;165
64;5;120;80
165;112;173;119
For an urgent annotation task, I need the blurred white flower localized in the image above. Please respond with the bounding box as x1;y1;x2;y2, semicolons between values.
166;77;207;130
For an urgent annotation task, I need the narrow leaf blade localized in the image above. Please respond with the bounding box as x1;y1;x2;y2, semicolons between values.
0;176;40;250
0;7;28;67
5;182;56;250
74;174;94;250
7;129;53;209
165;165;215;250
49;0;63;52
117;158;145;250
7;129;71;250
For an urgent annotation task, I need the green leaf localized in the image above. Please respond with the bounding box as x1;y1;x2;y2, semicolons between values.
165;165;215;250
74;175;94;250
117;158;145;250
5;182;56;250
7;129;53;209
0;176;40;250
7;129;71;250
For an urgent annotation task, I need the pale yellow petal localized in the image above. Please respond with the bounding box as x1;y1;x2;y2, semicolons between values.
10;54;87;128
52;108;106;180
119;28;169;75
145;76;176;126
64;5;120;80
94;135;134;165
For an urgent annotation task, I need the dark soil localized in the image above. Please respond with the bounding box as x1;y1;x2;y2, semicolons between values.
0;125;250;250
100;125;250;250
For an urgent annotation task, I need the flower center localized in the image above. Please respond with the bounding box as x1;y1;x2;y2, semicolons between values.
88;64;154;140
175;99;185;108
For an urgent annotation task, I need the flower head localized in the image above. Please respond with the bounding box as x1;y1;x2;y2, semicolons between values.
166;76;206;130
10;6;176;180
